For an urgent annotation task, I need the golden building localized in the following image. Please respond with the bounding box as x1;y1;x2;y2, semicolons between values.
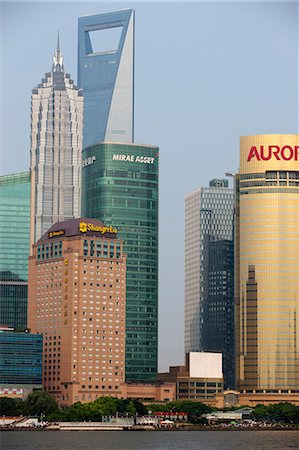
235;134;299;393
28;218;126;407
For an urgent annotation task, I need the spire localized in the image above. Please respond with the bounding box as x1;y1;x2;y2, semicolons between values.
53;31;64;71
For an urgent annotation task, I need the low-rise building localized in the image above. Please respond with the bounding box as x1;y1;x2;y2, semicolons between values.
214;390;299;408
204;408;253;423
158;352;223;404
0;327;42;399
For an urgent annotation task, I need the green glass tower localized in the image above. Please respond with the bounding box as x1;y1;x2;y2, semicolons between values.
0;172;30;328
81;142;158;381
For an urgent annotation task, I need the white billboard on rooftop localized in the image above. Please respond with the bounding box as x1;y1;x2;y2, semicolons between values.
189;352;222;378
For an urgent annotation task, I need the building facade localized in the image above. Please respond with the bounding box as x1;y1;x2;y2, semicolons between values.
0;172;30;328
0;328;42;391
157;352;224;403
184;179;234;388
30;40;83;246
235;134;299;393
78;9;134;148
202;239;235;389
28;218;126;407
81;142;159;381
120;382;176;404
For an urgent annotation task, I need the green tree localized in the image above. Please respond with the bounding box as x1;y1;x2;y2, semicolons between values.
93;396;119;416
0;397;22;416
168;401;212;423
23;390;58;417
145;403;171;413
55;397;148;422
58;397;131;422
131;399;147;416
45;410;63;422
61;401;93;421
268;403;299;423
252;404;269;420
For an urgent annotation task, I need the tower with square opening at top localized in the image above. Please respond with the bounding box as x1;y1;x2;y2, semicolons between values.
78;9;134;148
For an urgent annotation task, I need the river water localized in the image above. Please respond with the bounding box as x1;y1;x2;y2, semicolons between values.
1;430;299;450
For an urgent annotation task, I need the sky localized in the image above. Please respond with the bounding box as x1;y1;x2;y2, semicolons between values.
0;1;298;371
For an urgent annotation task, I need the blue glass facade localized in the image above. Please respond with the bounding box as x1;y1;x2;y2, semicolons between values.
0;331;42;385
0;172;30;328
78;9;134;147
202;239;235;389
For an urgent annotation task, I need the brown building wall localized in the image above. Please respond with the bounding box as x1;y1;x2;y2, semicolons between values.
236;393;299;407
28;229;126;407
214;391;299;409
120;382;176;403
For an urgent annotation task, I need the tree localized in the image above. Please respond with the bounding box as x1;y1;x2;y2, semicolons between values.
131;399;147;416
0;397;22;416
168;401;212;423
59;402;88;422
145;403;172;413
23;391;58;417
54;397;146;422
93;396;119;416
268;403;299;423
252;404;268;420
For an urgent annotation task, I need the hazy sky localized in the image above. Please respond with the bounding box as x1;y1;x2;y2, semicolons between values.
1;1;298;371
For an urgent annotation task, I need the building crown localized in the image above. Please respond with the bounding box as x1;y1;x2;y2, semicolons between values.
52;31;64;72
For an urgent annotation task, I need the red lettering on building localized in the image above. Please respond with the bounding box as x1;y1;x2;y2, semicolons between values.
247;145;299;162
270;145;280;160
281;145;293;161
247;146;260;161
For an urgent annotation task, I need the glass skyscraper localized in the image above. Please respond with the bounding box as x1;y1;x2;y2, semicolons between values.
185;179;234;387
81;142;159;381
0;172;30;329
236;134;299;392
202;239;235;388
30;39;83;246
78;9;134;148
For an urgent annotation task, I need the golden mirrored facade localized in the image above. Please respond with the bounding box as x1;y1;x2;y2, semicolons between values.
236;134;299;392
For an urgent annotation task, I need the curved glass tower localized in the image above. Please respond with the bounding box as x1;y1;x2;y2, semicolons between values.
81;142;159;381
236;134;299;392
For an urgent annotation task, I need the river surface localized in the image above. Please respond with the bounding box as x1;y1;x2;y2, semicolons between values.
1;430;299;450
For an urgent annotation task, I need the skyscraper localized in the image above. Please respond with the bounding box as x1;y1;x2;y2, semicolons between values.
78;9;134;148
0;172;30;329
81;142;159;381
202;239;235;388
30;37;83;246
28;218;126;406
185;179;234;387
235;134;299;392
